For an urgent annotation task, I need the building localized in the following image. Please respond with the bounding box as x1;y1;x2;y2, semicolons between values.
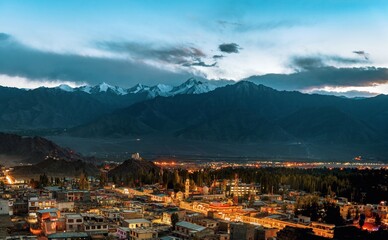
162;210;186;225
174;221;213;240
28;197;57;213
129;228;158;240
229;183;260;197
0;198;12;215
65;214;84;232
82;214;109;236
230;222;256;240
57;190;90;202
117;227;131;240
36;208;61;236
57;201;74;212
120;210;144;221
256;227;278;240
123;218;151;229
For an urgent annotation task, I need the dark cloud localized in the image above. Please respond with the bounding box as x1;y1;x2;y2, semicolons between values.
0;34;197;87
182;59;217;68
353;50;369;60
290;54;369;71
309;90;378;98
290;56;326;71
212;55;224;59
219;43;240;53
246;67;388;90
99;41;212;68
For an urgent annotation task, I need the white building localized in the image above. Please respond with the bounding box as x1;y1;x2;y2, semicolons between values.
0;198;13;215
123;218;151;229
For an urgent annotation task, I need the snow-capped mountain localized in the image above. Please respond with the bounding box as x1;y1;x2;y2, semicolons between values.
53;78;226;97
170;78;216;95
56;84;75;92
87;82;128;95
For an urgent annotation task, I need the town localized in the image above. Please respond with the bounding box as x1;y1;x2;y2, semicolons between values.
1;154;387;240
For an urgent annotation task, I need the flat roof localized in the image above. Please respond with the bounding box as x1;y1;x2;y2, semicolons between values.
124;218;151;224
48;232;88;239
36;208;58;213
176;221;206;232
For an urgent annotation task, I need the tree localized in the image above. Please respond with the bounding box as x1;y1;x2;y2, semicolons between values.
375;214;382;226
171;213;179;228
323;202;344;226
346;209;352;220
79;171;89;190
359;213;366;229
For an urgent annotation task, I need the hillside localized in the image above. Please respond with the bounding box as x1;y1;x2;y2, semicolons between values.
11;158;99;178
70;81;385;144
108;158;160;183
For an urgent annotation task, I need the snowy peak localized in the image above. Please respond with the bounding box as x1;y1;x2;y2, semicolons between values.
56;84;74;92
89;82;128;95
54;78;221;97
170;78;216;95
128;83;150;94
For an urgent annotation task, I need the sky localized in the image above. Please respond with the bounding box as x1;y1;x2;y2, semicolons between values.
1;0;388;96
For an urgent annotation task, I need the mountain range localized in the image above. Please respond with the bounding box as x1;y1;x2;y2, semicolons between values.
0;78;226;131
2;80;388;161
70;81;388;144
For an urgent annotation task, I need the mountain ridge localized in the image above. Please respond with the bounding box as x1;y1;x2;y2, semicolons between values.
69;81;388;146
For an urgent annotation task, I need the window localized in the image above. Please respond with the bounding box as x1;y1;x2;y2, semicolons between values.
76;219;82;223
68;219;74;223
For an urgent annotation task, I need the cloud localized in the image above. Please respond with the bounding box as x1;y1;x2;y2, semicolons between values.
0;74;84;89
353;50;369;60
289;54;370;71
217;20;243;28
246;67;388;91
98;41;216;68
212;55;224;59
0;34;198;87
182;59;217;68
219;43;240;53
308;89;378;98
217;19;300;32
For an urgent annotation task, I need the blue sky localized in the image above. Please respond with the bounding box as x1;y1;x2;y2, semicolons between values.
1;0;388;96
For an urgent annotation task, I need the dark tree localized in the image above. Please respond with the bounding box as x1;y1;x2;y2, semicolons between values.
171;213;179;228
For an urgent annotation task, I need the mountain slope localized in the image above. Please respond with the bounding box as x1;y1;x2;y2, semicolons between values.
0;86;148;130
0;132;85;164
70;81;386;145
0;79;227;131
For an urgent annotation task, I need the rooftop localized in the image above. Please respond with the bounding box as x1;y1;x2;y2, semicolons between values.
176;221;206;232
36;208;59;214
124;218;151;224
48;232;88;239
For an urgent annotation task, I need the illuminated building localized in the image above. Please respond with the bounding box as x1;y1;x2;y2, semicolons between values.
185;179;190;199
36;208;60;236
28;197;57;213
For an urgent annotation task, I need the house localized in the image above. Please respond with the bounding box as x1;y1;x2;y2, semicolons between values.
65;214;84;232
129;228;158;240
174;221;213;240
28;196;57;213
36;208;61;236
123;218;151;229
117;227;131;239
0;198;12;215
